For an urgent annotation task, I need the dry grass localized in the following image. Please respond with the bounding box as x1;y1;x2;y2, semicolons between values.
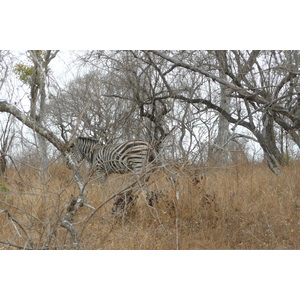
0;161;299;250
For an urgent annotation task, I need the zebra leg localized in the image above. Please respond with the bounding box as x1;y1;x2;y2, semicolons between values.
112;197;124;215
96;169;107;186
112;190;137;216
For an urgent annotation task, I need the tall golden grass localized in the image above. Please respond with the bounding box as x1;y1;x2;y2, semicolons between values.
0;161;299;249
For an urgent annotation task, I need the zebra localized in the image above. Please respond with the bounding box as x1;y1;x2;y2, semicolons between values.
70;137;156;185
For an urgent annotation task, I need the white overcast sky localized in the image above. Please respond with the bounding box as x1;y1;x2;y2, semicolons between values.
2;1;300;50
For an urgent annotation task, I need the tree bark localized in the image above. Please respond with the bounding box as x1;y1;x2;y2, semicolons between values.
0;100;87;248
210;54;231;163
28;51;59;176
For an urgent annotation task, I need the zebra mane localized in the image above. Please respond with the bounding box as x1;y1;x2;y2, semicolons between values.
73;137;100;163
77;136;98;143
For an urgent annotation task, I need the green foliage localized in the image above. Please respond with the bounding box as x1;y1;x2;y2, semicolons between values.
0;181;9;193
282;152;291;165
14;63;36;85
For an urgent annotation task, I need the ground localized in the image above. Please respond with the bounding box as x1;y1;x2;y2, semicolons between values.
0;161;299;249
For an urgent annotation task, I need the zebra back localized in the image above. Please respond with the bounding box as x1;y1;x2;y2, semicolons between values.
107;140;155;172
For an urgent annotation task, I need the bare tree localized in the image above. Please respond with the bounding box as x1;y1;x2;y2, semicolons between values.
149;50;300;174
207;51;232;163
0;114;15;175
0;50;93;248
0;51;14;175
75;51;174;150
14;50;59;175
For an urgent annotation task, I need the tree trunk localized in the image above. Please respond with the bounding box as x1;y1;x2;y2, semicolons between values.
262;112;284;171
29;51;58;176
210;67;231;164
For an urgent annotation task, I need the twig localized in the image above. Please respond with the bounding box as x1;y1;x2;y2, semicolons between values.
0;209;34;248
0;239;33;250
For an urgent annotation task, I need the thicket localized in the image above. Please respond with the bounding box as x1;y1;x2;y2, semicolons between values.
0;161;298;250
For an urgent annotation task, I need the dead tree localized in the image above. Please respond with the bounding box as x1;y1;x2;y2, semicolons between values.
0;114;15;176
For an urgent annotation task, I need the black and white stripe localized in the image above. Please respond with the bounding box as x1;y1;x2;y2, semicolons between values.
70;137;155;185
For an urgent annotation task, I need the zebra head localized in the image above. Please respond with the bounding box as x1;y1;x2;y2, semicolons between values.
69;140;84;163
70;137;99;163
